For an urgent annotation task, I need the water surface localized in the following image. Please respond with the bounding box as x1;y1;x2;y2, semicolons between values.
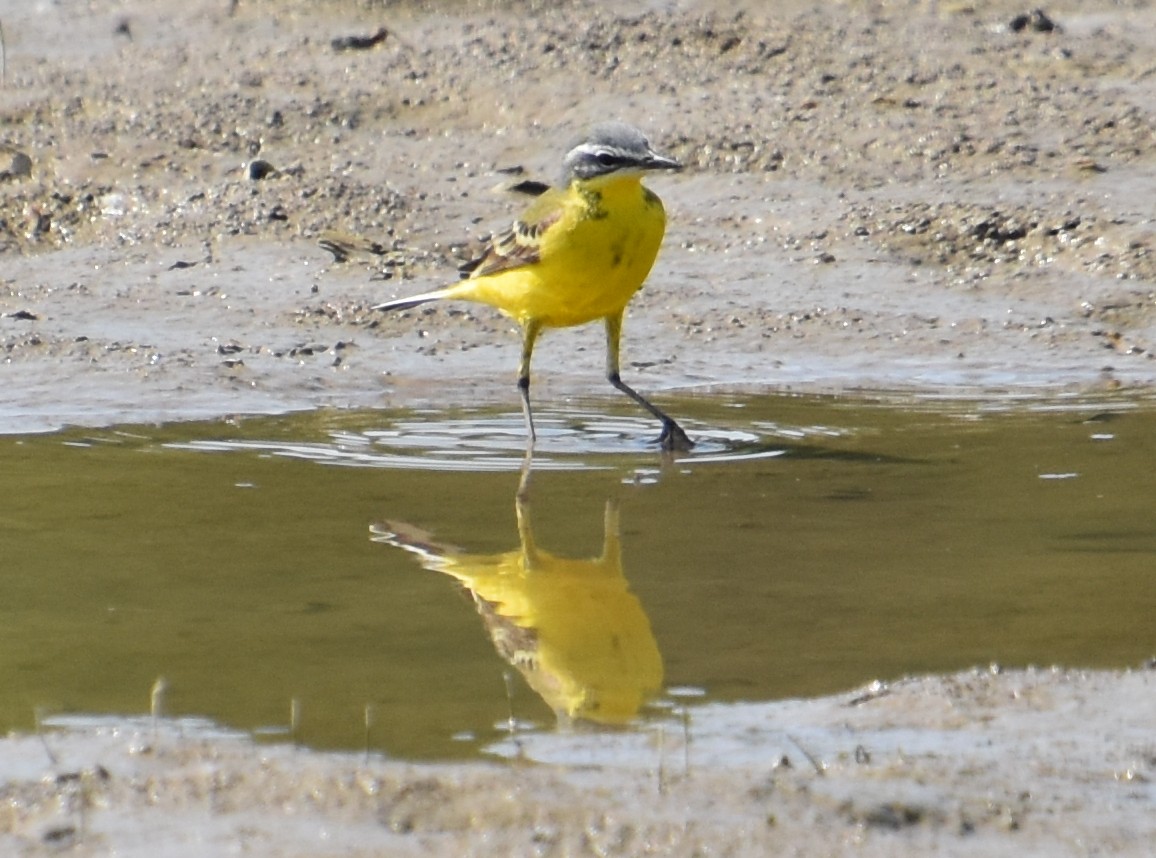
2;394;1154;758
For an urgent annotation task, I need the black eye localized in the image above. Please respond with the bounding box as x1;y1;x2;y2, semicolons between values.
595;151;616;167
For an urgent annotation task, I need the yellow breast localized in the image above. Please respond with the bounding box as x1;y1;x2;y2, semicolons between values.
469;176;667;328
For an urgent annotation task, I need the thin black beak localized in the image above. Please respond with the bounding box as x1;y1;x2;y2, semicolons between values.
645;151;683;172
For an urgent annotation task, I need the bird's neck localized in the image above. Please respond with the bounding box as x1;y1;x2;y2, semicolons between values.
573;171;643;191
570;173;646;207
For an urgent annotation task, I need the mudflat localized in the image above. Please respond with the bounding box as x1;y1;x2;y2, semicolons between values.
2;0;1154;430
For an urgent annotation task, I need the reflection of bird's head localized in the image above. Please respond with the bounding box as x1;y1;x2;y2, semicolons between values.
562;122;682;183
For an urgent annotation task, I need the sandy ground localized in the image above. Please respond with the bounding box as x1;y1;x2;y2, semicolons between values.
2;0;1155;431
2;667;1154;856
2;0;1155;853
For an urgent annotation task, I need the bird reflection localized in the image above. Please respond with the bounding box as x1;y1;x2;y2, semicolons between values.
371;473;663;726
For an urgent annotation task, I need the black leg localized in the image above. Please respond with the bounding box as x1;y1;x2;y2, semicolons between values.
604;313;693;452
518;320;542;447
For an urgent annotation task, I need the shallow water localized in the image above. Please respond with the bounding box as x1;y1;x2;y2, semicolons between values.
2;393;1154;759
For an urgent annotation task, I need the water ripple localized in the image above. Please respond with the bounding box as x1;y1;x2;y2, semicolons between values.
166;410;791;472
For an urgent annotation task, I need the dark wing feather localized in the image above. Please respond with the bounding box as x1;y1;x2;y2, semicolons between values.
458;188;567;280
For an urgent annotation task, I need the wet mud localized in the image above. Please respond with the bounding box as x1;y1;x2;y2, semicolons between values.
1;0;1154;431
3;666;1154;857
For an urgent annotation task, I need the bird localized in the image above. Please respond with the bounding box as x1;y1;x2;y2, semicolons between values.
373;121;693;451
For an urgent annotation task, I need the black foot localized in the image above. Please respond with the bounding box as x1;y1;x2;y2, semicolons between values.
658;420;694;452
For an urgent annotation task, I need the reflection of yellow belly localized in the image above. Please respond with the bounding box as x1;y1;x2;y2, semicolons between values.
458;178;667;329
455;557;665;725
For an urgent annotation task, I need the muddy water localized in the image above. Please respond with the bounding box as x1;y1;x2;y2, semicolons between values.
2;394;1154;759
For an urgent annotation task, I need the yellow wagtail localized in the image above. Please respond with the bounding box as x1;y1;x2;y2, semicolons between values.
374;122;693;451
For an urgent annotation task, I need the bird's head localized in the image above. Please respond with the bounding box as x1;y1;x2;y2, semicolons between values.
562;122;682;183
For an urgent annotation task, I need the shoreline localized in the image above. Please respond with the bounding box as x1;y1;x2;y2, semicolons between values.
3;665;1154;856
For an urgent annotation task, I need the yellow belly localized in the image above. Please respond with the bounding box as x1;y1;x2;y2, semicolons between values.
460;178;667;329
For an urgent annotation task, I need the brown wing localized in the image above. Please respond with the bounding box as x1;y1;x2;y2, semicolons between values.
458;187;568;280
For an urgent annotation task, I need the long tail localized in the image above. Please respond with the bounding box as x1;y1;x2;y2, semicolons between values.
372;288;451;313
